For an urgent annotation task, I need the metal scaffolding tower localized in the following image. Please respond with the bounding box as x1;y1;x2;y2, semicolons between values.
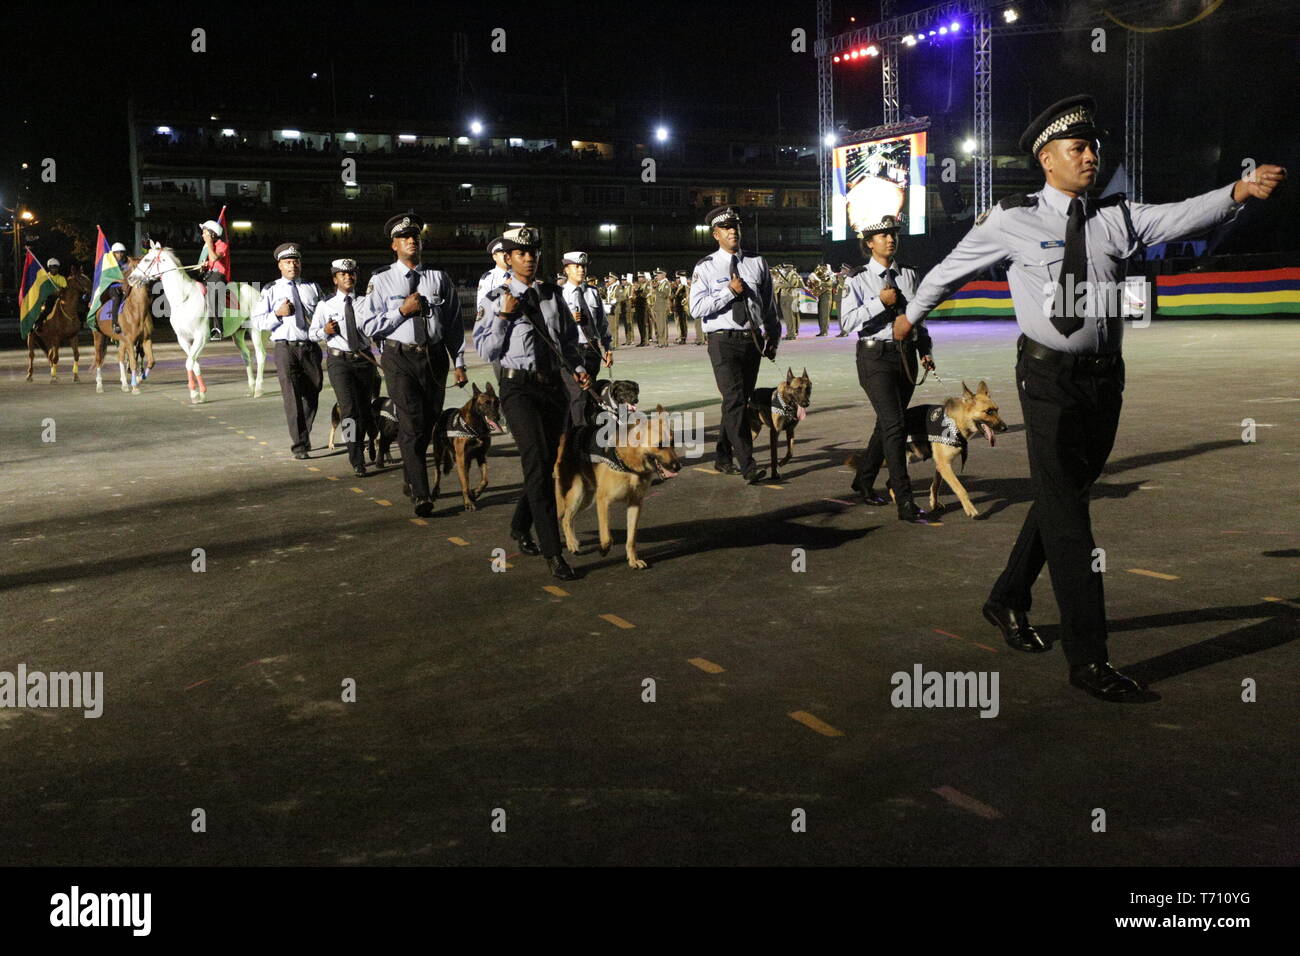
1125;29;1145;202
973;3;992;217
816;0;834;236
882;1;900;124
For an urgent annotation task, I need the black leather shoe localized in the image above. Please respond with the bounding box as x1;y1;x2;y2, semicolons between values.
852;481;889;506
511;531;541;556
413;497;433;518
293;451;309;460
897;501;935;524
547;555;579;580
1069;662;1147;702
742;463;767;484
353;465;368;478
983;600;1048;653
715;462;740;475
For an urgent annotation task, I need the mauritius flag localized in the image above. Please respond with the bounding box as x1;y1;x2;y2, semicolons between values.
85;225;125;328
19;249;61;339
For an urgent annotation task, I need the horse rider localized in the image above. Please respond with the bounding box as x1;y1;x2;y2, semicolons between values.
198;219;230;341
34;257;68;330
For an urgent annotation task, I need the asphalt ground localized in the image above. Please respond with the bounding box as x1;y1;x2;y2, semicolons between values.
1;318;1296;866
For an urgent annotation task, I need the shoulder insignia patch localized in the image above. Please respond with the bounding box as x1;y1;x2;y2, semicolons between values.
997;193;1038;210
365;280;375;295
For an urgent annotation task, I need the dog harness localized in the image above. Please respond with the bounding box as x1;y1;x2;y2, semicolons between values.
750;386;807;423
439;407;487;441
904;404;967;468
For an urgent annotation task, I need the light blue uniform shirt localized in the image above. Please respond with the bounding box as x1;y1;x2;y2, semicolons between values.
308;291;374;353
477;266;509;313
474;276;586;375
906;182;1244;353
689;248;781;338
251;276;323;341
560;280;612;350
841;259;920;341
358;261;465;367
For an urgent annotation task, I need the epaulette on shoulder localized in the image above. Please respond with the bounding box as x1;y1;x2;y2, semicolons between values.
847;265;866;277
371;264;391;276
694;255;713;269
997;193;1038;211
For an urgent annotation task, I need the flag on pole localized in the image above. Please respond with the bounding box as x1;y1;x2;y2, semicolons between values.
85;225;125;328
19;249;61;339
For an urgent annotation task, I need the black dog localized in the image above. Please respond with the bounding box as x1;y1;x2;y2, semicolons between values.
585;379;640;427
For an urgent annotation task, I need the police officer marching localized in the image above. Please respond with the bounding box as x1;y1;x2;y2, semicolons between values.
560;250;614;429
904;94;1287;701
477;236;509;313
840;215;936;523
474;226;589;581
649;267;672;347
309;258;380;478
358;213;467;517
689;205;780;483
251;243;324;459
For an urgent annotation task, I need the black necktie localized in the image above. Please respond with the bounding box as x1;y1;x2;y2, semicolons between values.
1053;198;1087;337
407;269;428;345
574;288;597;344
523;287;558;374
290;280;307;332
730;255;748;327
343;294;359;352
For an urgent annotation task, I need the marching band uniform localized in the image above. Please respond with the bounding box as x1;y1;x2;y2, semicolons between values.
839;216;932;522
672;270;691;343
309;258;379;477
905;94;1253;700
357;213;465;516
810;264;833;336
474;226;585;580
649;269;672;347
689;205;780;482
251;243;324;458
560;250;613;429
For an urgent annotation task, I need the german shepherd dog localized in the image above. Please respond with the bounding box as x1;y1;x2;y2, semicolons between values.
747;367;812;480
554;404;682;570
897;380;1007;519
431;382;506;511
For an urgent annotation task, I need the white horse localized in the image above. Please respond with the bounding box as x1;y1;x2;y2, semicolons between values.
132;242;269;402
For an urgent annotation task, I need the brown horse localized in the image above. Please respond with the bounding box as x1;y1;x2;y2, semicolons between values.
25;271;91;383
90;260;156;394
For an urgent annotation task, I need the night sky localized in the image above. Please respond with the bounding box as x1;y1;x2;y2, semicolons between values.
3;0;1297;252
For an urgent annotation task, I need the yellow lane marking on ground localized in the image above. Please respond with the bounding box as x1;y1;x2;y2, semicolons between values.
600;613;635;629
350;487;365;494
326;476;340;481
235;430;244;434
1263;596;1300;609
932;628;963;641
788;711;843;737
1127;568;1179;581
972;642;998;653
687;657;724;674
259;441;268;446
691;465;720;475
762;484;784;490
933;785;1003;820
307;466;321;472
542;585;569;597
410;518;428;526
375;499;392;507
246;435;256;440
207;416;216;419
448;536;469;546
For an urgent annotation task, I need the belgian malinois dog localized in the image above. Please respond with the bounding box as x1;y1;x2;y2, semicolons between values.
554;404;682;570
899;380;1007;519
432;382;506;511
747;367;812;480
